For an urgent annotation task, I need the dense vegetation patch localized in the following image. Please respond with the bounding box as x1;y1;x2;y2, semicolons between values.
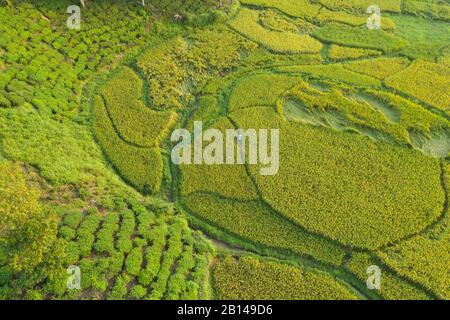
385;60;450;111
0;1;148;119
183;193;344;266
344;57;410;80
228;8;322;54
0;161;57;273
213;255;358;300
328;45;381;61
376;162;450;299
92;94;163;194
1;0;449;301
232;107;444;249
100;67;177;148
312;23;407;53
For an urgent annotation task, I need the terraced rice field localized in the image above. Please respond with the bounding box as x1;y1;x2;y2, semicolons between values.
0;0;449;300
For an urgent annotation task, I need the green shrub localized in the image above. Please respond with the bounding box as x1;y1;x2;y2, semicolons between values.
239;0;321;18
0;161;57;273
346;252;431;300
166;245;196;299
58;226;76;241
0;95;12;108
147;221;184;300
108;274;131;300
138;224;168;286
62;210;84;229
130;284;147;299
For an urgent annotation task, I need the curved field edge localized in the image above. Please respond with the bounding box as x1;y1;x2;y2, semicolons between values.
1;0;448;300
168;65;446;300
211;254;360;300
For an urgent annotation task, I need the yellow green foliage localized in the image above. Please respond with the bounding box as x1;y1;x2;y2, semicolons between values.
284;82;450;157
137;30;253;110
385;60;450;111
377;219;450;299
92;95;163;194
439;54;450;67
319;0;401;13
185;28;255;77
380;17;396;30
438;47;450;67
0;108;122;186
376;162;450;299
259;10;302;33
228;8;322;54
138;38;188;110
179;118;259;200
328;45;381;61
43;205;212;300
346;252;431;300
185;95;222;130
228;73;301;111
313;23;407;53
344;57;410;80
183;193;344;266
0;162;57;272
213;255;358;300
239;0;321;18
317;8;366;26
231;107;444;249
3;0;449;301
101;67;177;147
283;82;408;143
364;90;449;135
239;48;324;69
277;64;382;87
389;14;450;60
0;162;41;235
